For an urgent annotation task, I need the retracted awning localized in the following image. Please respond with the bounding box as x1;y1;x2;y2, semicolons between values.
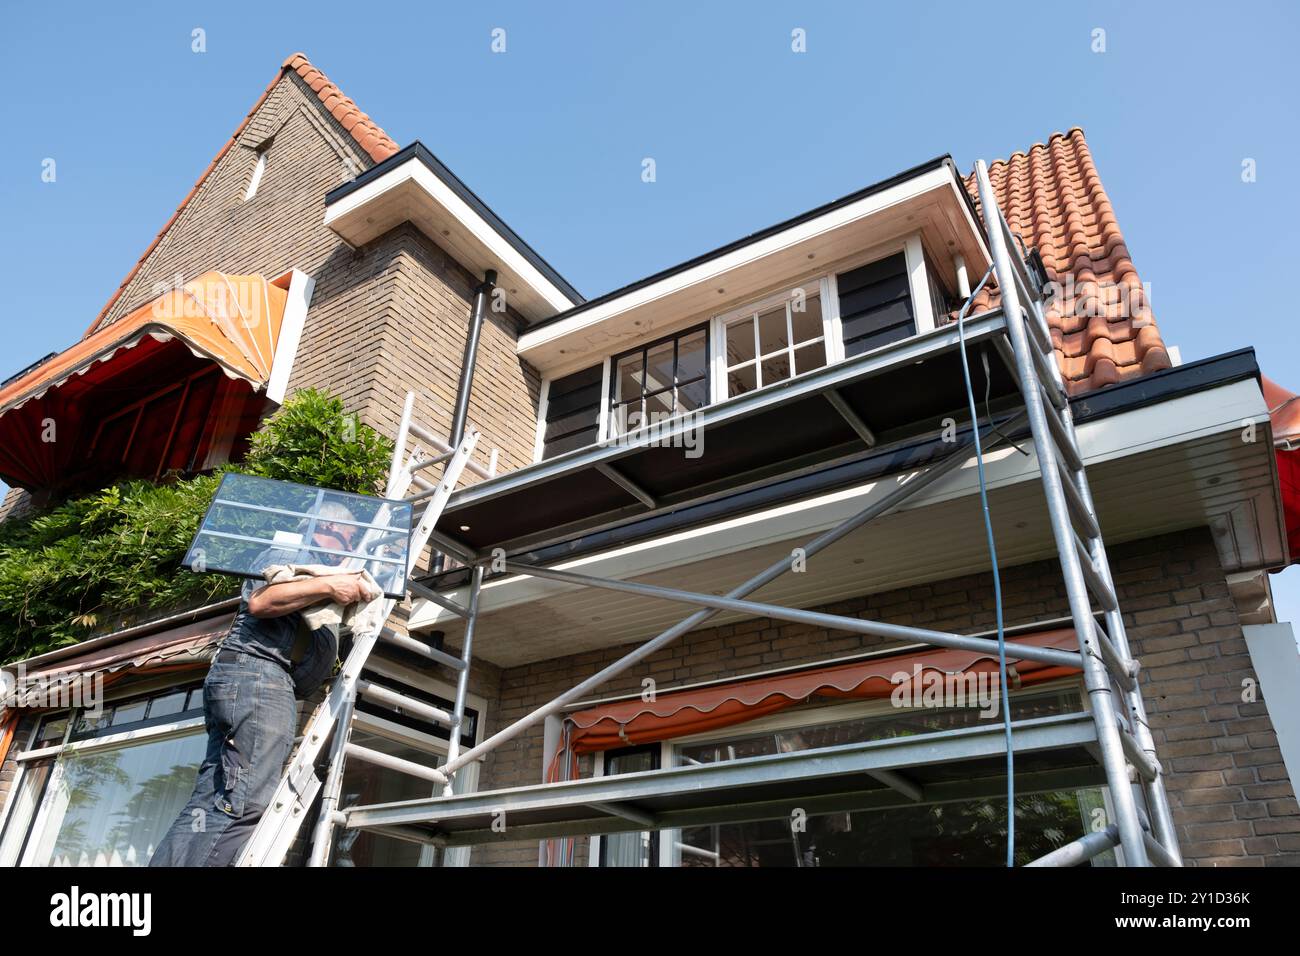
1;271;289;415
0;272;291;489
564;628;1081;753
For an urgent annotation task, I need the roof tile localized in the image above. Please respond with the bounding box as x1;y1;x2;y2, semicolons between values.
964;128;1171;394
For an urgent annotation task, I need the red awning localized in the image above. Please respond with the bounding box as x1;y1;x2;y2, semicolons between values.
1262;376;1300;564
563;628;1081;754
0;272;290;489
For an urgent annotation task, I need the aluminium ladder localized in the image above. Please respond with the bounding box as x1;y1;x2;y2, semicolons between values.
235;393;485;867
972;159;1181;866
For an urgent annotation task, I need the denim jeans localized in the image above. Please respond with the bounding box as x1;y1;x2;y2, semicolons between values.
149;650;299;867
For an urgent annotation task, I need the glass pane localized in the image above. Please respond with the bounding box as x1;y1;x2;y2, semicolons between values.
761;354;791;386
26;730;207;866
728;364;757;397
147;691;189;719
74;710;113;737
610;399;641;435
615;353;643;403
331;732;477;868
186;688;204;711
110;701;149;726
645;341;675;394
184;472;414;598
678;378;708;411
757;307;788;356
794;342;827;375
677;330;707;381
672;788;1109;867
37;716;69;745
726;319;755;365
645;388;674;420
790;294;823;344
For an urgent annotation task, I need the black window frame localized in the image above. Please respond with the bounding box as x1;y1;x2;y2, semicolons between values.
607;322;711;438
597;743;662;867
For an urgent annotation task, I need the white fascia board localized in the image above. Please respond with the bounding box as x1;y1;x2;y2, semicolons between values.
409;378;1272;629
266;269;314;405
516;166;958;356
323;157;576;315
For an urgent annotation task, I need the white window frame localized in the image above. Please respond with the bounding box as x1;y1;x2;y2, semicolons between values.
3;708;207;867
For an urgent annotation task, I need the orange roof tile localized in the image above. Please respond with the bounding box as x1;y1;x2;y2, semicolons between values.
83;54;397;340
964;128;1172;394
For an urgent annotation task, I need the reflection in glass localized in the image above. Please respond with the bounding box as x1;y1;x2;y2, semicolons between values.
26;731;206;867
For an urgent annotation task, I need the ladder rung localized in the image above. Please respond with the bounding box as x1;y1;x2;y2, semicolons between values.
1054;453;1101;540
1040;395;1084;472
356;679;454;728
1143;831;1179;868
1073;535;1119;613
405;480;455;504
380;626;468;672
409;422;492;480
344;743;448;785
1087;620;1138;691
1117;719;1161;781
1028;333;1067;409
1023;303;1054;357
410;449;455;473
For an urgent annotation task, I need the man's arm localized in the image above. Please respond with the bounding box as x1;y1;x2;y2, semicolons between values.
246;574;372;619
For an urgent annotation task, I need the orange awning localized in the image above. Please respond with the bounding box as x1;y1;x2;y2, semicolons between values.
563;628;1081;754
0;271;289;416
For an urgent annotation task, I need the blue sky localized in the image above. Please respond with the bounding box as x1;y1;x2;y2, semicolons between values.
2;1;1299;613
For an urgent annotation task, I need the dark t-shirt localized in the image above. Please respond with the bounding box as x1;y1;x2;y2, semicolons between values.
221;547;339;698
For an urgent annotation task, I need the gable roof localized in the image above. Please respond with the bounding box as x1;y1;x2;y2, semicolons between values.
83;53;396;339
964;128;1172;394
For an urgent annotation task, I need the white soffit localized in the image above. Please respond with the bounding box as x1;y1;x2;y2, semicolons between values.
323;156;578;323
517;165;990;377
409;379;1284;647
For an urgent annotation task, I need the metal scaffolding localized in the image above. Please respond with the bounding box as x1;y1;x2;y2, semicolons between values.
242;160;1183;868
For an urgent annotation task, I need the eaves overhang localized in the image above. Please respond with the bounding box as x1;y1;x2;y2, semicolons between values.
516;156;991;376
324;142;583;323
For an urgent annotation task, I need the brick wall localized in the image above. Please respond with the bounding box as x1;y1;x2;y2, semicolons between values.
470;527;1299;867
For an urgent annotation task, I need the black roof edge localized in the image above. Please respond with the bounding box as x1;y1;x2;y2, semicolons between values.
418;347;1261;593
523;154;962;335
325;141;585;308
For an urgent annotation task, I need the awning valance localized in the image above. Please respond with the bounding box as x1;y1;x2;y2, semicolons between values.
563;628;1081;754
0;271;289;416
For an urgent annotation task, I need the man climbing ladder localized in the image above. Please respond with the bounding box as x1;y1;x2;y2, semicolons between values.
151;503;380;867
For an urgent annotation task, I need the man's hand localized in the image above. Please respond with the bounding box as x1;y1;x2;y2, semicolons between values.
322;573;373;606
247;573;377;618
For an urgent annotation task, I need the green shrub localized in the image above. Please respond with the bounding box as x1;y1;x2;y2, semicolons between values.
242;389;392;495
0;389;393;662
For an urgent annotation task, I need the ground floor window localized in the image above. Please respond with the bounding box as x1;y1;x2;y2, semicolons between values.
0;682;207;867
591;681;1117;867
